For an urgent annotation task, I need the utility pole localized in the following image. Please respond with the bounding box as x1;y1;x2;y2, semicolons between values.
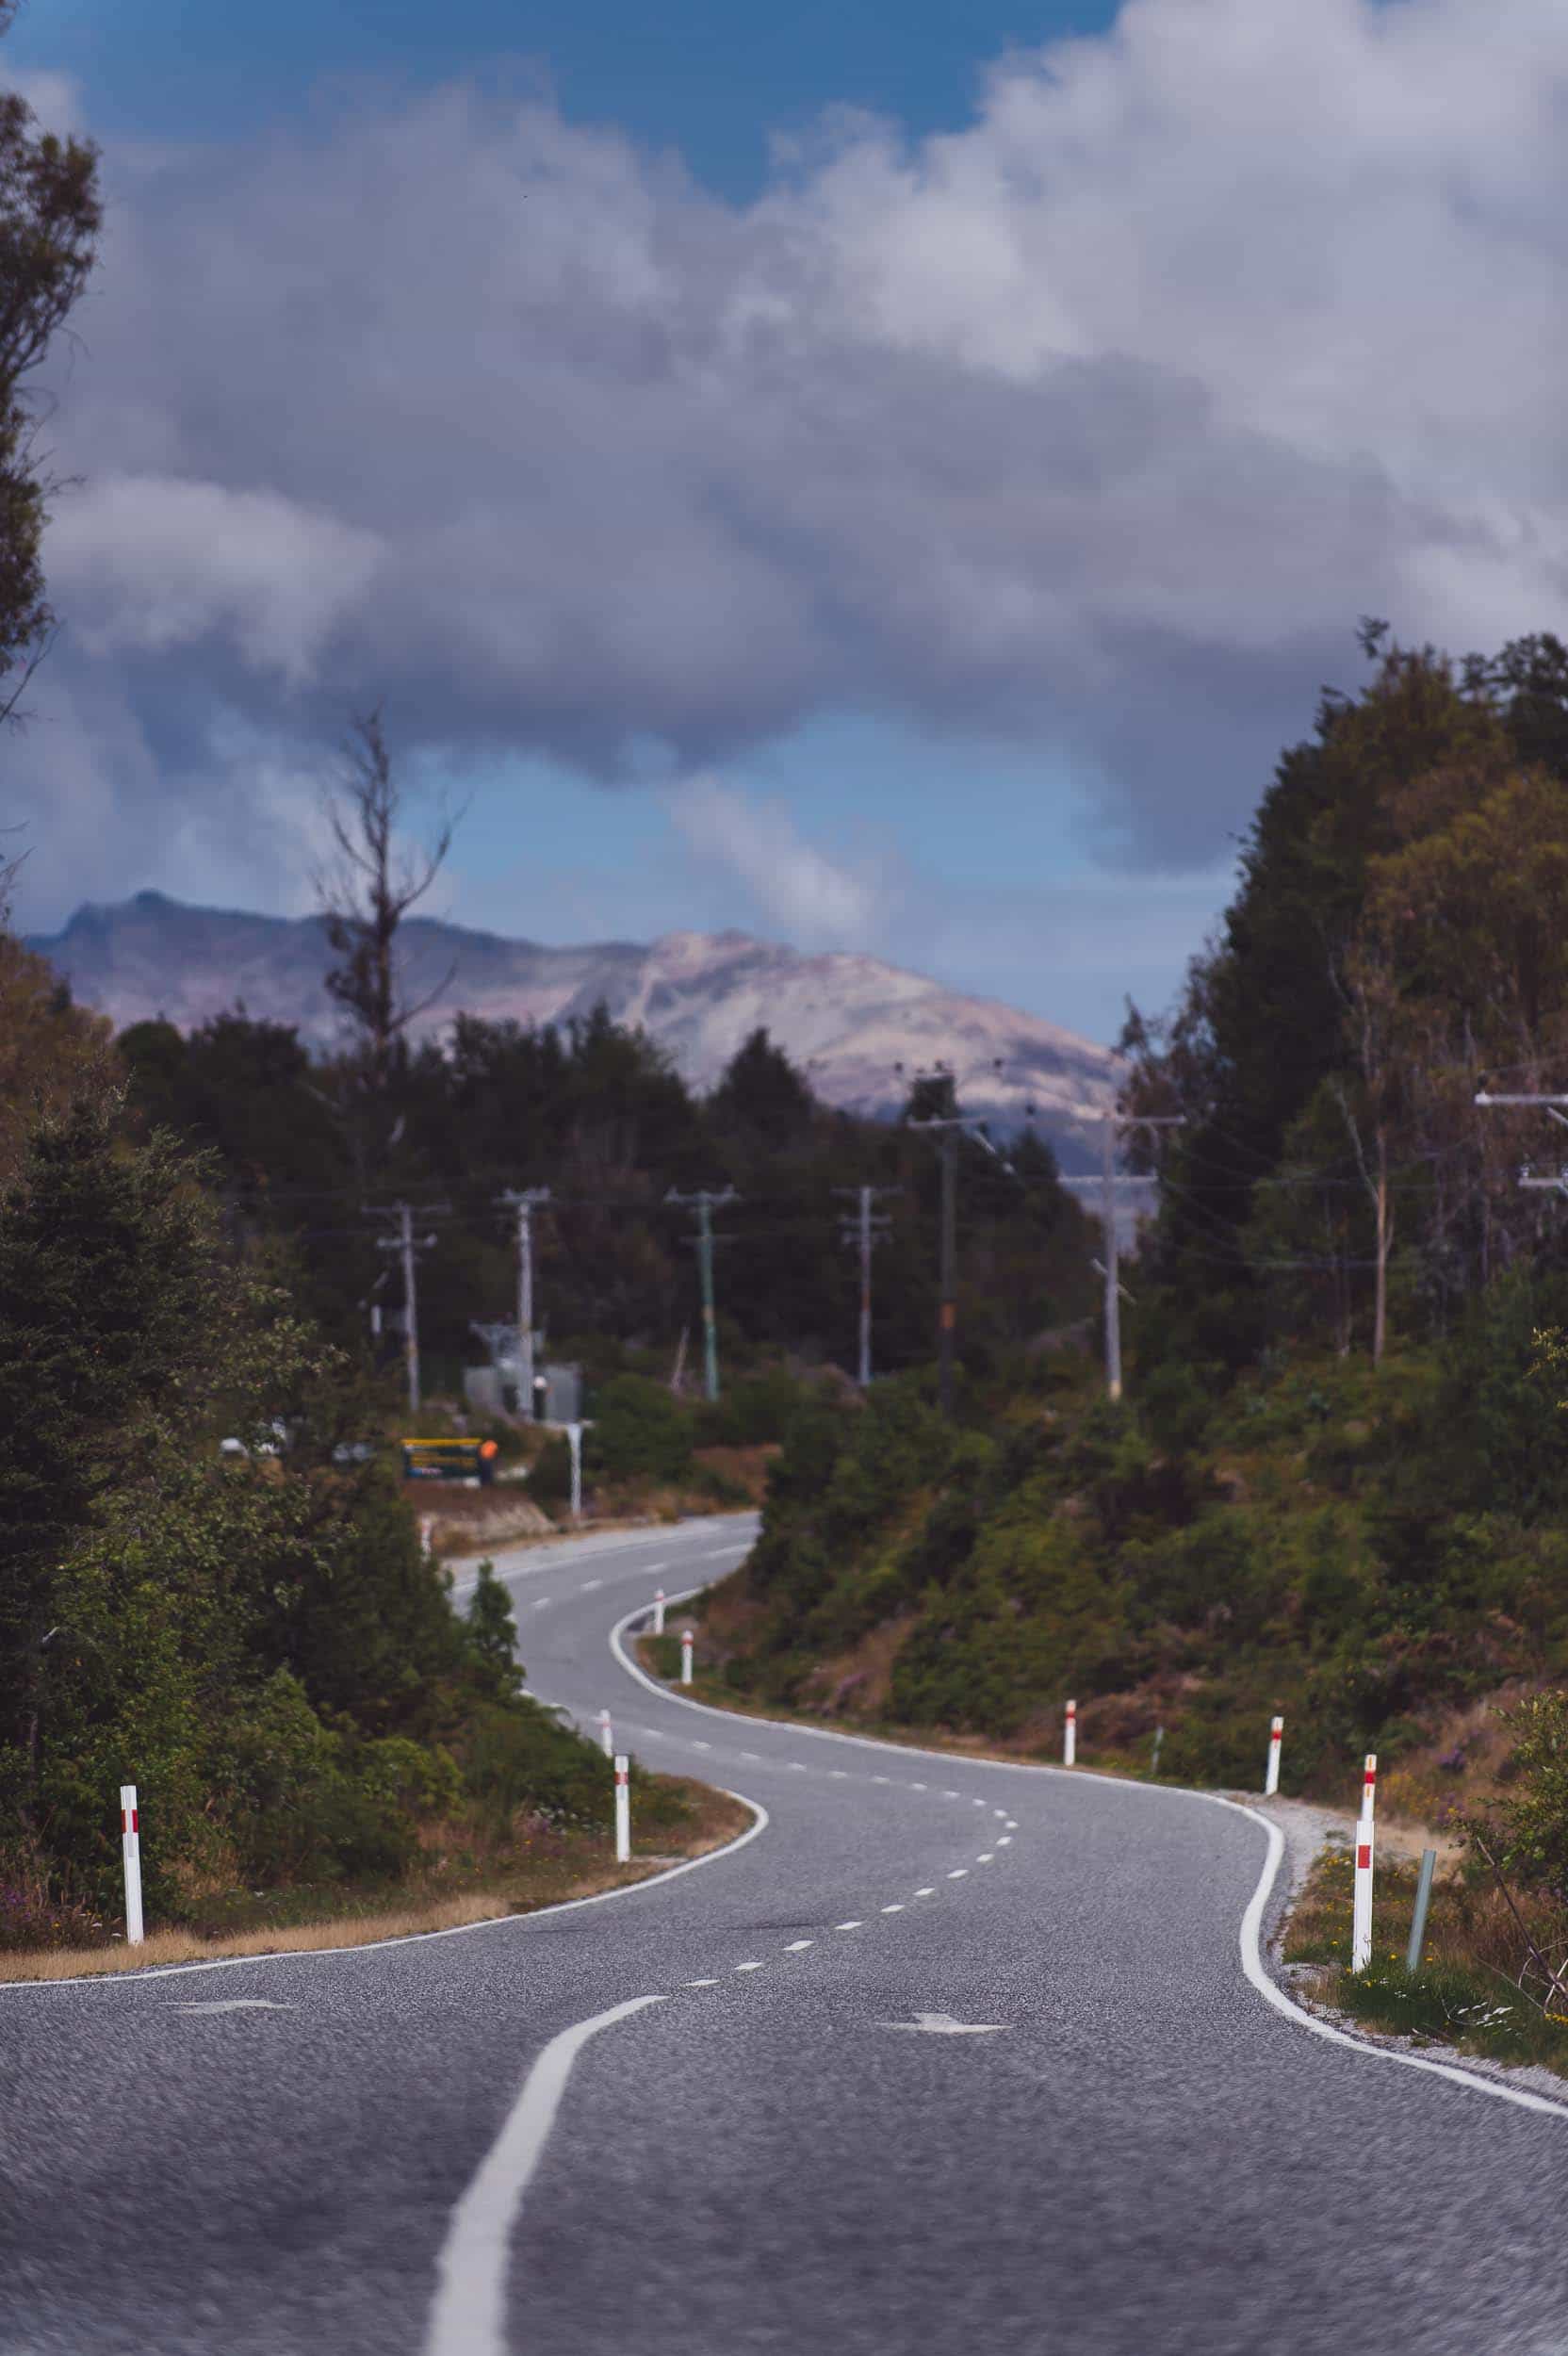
498;1186;551;1408
834;1186;900;1387
368;1201;449;1416
905;1059;1013;1420
1059;1106;1184;1402
666;1187;739;1402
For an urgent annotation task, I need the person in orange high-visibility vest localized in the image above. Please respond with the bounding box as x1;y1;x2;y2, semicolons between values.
478;1437;498;1487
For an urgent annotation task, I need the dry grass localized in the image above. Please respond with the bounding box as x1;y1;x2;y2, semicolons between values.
1;1783;752;1985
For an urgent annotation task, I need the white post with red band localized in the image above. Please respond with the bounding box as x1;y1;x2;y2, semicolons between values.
680;1629;694;1687
419;1515;434;1555
613;1755;630;1863
653;1589;666;1635
120;1784;144;1947
1351;1751;1377;1973
1265;1715;1283;1796
1064;1699;1077;1768
597;1709;614;1759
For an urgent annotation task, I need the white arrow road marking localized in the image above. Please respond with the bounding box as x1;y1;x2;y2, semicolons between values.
172;1999;294;2014
878;2013;1009;2036
427;1992;666;2356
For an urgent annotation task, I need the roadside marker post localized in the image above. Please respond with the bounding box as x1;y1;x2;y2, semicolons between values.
681;1630;694;1688
120;1784;144;1947
1351;1751;1377;1974
597;1710;614;1759
419;1515;434;1555
613;1756;630;1863
1265;1715;1283;1796
1407;1846;1437;1973
1064;1699;1077;1769
653;1589;666;1635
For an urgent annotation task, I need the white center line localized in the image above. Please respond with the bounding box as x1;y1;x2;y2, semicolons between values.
880;1904;905;1914
691;1741;711;1751
1004;1820;1018;1830
426;1991;665;2356
910;1781;927;1791
828;1770;849;1779
788;1762;808;1772
943;1791;960;1799
740;1751;762;1762
872;1775;890;1785
914;1887;936;1897
947;1869;968;1880
785;1939;814;1952
972;1799;987;1809
976;1854;995;1864
836;1920;863;1931
684;1978;719;1988
581;1579;603;1592
997;1837;1013;1847
734;1961;766;1973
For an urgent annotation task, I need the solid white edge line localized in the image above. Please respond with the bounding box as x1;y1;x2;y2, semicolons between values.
608;1579;1568;2125
425;1991;667;2356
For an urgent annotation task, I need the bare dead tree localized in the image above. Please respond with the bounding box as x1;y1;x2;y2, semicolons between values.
315;705;465;1167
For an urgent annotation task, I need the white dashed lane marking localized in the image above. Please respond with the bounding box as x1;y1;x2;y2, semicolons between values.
976;1854;995;1864
685;1978;719;1988
915;1888;936;1897
881;1904;905;1915
734;1961;765;1973
786;1939;814;1953
836;1921;863;1931
948;1869;968;1880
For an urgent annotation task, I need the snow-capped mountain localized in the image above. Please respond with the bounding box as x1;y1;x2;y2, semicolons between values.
27;892;1118;1170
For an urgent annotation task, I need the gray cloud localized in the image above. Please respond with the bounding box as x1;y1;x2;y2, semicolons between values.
16;1;1568;920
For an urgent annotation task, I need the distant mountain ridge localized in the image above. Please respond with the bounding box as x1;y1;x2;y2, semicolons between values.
26;892;1118;1170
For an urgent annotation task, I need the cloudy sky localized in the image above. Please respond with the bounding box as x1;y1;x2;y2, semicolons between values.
8;0;1567;1041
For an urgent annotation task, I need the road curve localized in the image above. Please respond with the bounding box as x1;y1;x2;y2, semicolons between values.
4;1510;1567;2356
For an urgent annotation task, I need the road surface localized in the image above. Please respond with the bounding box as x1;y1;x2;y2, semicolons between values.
4;1510;1567;2355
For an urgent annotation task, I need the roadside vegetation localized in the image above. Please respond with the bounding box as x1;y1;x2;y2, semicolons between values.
691;630;1568;2058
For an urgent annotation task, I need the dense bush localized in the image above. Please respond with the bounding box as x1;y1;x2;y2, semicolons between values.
588;1374;694;1482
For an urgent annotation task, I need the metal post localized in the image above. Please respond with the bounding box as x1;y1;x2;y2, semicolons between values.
1102;1118;1121;1403
1407;1847;1437;1972
121;1784;144;1946
566;1422;582;1522
939;1127;957;1418
613;1755;630;1863
499;1188;550;1411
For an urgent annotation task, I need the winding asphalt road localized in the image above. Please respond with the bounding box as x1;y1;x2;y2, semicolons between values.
5;1509;1568;2355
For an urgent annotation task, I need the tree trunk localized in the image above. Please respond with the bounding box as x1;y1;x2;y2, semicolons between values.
1373;1124;1389;1367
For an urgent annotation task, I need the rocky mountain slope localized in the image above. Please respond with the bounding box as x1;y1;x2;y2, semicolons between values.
28;892;1117;1168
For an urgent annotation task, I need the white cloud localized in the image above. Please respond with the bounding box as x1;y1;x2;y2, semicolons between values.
668;776;884;946
15;0;1568;924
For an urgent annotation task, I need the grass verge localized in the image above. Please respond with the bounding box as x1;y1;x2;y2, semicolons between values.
1282;1840;1568;2078
0;1775;750;1984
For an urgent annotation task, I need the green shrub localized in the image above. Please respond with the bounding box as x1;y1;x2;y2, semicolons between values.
589;1375;694;1482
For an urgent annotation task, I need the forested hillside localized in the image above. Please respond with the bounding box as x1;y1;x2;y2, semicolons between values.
704;630;1568;1844
114;1007;1099;1391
